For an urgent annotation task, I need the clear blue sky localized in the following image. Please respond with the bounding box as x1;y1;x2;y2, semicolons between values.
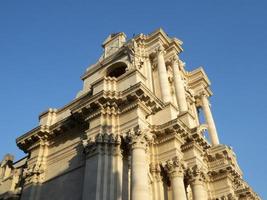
0;0;266;198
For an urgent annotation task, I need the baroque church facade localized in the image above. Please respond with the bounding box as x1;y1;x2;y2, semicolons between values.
0;29;260;200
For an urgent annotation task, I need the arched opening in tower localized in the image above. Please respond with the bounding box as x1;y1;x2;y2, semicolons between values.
106;62;127;78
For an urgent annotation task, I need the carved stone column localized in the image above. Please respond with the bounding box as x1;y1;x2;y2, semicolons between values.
187;165;208;200
126;128;153;200
157;45;171;103
164;157;187;200
201;93;220;146
171;56;188;113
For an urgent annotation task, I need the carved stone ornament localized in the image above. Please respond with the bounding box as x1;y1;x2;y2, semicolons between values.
23;163;45;184
186;164;207;185
83;133;121;157
164;157;185;178
156;44;166;56
213;193;237;200
169;55;179;66
125;127;154;150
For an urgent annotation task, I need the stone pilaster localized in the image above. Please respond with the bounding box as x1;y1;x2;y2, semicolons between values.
164;157;187;200
150;163;164;200
187;165;208;200
156;45;171;103
82;133;122;200
126;128;153;200
21;139;48;200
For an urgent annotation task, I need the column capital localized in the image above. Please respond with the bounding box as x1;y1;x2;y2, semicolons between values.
169;56;186;70
83;133;121;157
125;127;154;150
164;157;186;178
197;91;209;99
156;44;166;56
186;165;207;185
169;55;179;65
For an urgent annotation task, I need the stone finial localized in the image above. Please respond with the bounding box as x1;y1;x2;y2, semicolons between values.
0;154;14;167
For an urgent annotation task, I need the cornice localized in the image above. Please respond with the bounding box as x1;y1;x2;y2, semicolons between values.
17;82;164;153
16;114;85;153
235;184;261;200
72;82;164;118
187;67;213;98
181;140;203;153
205;145;242;177
145;28;183;53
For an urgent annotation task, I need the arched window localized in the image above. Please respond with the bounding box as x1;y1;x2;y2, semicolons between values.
106;62;127;78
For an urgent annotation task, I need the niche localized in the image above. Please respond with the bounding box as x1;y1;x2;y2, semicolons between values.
106;62;127;78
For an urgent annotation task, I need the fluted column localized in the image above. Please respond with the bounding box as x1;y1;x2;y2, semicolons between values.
164;157;187;200
82;133;122;200
171;56;188;112
157;45;171;103
187;165;207;200
126;128;153;200
201;93;220;146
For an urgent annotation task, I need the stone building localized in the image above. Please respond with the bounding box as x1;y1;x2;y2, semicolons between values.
0;29;260;200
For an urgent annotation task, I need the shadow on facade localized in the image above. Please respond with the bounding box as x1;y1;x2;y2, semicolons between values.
19;123;127;200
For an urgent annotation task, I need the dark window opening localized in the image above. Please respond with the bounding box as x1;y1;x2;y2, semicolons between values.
107;63;127;78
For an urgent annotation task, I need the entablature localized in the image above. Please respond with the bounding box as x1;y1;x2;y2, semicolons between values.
187;67;213;101
16;114;86;153
236;183;261;200
206;145;242;176
72;82;164;118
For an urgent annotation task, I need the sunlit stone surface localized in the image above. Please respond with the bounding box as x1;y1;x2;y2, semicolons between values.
0;29;260;200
